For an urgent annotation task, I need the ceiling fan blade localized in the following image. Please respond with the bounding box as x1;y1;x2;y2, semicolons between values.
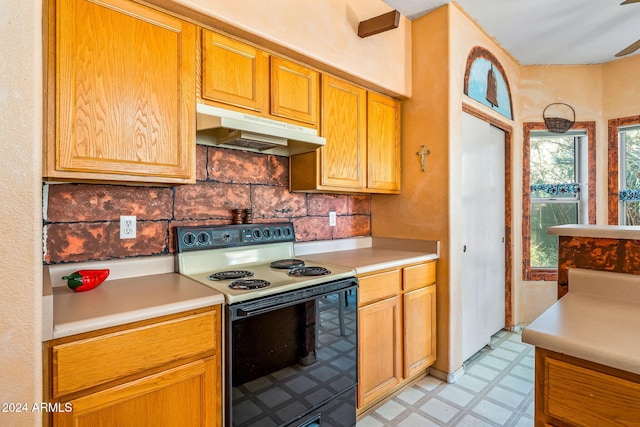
616;39;640;57
621;0;640;4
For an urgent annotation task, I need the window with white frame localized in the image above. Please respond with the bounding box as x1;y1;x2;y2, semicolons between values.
618;125;640;225
529;131;588;269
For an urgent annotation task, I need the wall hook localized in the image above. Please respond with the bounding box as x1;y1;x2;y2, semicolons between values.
416;145;431;172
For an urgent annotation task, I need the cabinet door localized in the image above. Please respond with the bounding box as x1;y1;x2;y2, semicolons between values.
201;31;269;113
358;296;402;409
50;0;196;183
270;57;319;127
54;358;219;427
403;285;436;378
367;92;401;193
321;75;367;189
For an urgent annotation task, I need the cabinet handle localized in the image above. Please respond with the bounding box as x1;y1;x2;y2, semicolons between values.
463;245;467;253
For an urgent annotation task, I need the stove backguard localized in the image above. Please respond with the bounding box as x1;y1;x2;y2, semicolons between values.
176;222;295;253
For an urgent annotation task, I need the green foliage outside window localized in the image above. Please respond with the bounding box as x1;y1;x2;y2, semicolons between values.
530;135;580;269
622;129;640;225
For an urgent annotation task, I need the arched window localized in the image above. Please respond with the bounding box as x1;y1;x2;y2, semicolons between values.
464;46;513;120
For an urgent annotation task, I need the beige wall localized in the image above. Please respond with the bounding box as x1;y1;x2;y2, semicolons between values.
517;65;605;323
602;54;640;120
0;1;43;426
176;0;412;97
373;4;452;373
373;3;522;376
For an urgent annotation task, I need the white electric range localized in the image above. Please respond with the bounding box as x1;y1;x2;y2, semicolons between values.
175;222;356;304
174;222;359;427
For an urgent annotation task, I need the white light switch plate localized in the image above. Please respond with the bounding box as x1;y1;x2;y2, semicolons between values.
329;211;336;227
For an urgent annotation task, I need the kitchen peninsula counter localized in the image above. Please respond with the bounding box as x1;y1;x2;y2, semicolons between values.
547;223;640;239
522;268;640;375
522;268;640;424
44;255;224;340
295;236;439;274
547;224;640;297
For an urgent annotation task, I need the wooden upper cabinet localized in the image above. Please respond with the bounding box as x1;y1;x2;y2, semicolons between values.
321;76;367;189
290;75;368;192
45;0;196;184
290;76;401;194
270;56;319;126
367;92;401;192
201;30;269;113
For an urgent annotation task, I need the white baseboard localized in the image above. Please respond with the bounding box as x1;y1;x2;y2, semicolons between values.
428;364;465;384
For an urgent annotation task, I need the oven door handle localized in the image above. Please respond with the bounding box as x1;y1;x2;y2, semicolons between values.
231;281;357;320
234;298;311;318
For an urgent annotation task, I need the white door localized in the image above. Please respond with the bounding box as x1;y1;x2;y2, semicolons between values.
461;112;506;362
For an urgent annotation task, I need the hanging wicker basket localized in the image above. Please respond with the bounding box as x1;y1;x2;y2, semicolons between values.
543;103;575;133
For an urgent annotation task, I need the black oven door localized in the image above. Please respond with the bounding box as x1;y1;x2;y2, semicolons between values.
226;278;358;427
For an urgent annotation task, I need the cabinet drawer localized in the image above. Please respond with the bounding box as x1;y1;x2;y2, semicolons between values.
52;309;218;397
545;357;640;426
359;269;401;305
403;262;436;291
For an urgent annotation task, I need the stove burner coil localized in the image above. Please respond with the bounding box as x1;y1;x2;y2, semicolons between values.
270;259;305;269
288;266;331;277
229;279;271;290
209;270;254;281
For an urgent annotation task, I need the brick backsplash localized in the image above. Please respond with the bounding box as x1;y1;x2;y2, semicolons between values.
43;146;371;264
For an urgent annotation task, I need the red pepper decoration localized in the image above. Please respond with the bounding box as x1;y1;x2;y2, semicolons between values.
63;269;110;292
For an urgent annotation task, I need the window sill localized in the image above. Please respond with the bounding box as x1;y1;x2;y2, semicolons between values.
525;269;558;282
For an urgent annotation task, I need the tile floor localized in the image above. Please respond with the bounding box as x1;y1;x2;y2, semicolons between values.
357;330;534;427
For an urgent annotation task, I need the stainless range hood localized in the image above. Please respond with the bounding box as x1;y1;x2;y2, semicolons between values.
196;104;325;156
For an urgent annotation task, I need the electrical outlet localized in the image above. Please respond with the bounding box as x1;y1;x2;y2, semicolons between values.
329;211;336;227
120;215;136;239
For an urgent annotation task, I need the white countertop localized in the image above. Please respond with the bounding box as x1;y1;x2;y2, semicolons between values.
44;237;438;340
295;236;439;274
522;268;640;375
547;224;640;239
44;256;224;340
51;273;224;339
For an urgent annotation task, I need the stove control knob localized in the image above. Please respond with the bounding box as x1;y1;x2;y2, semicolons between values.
221;232;232;243
273;227;282;239
197;231;211;246
262;228;271;239
252;228;261;240
182;232;196;246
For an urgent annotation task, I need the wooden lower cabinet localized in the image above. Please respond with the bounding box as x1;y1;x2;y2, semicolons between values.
535;347;640;426
358;295;402;407
357;261;436;413
44;307;221;427
403;285;436;378
53;359;216;427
